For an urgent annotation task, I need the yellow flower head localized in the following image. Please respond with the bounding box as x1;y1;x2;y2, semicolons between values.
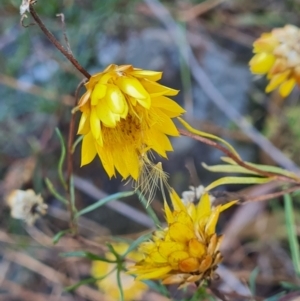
91;242;147;301
77;64;185;181
249;24;300;97
129;189;235;287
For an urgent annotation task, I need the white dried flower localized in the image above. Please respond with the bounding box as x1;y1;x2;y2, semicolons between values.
20;0;30;15
181;185;215;205
6;189;47;225
20;0;37;16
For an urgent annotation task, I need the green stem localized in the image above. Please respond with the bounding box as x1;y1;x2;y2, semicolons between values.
284;193;300;277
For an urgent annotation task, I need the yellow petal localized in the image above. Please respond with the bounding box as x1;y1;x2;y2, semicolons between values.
175;211;194;229
90;108;101;140
136;96;151;109
112;149;130;179
91;83;107;105
169;222;195;243
188;238;206;258
205;207;221;236
134;266;172;280
152;109;179;136
249;52;275;74
268;58;287;75
106;84;128;115
168;250;190;269
116;65;133;72
150;251;168;263
91;260;109;278
219;200;237;212
78;109;90;135
179;257;199;272
103;64;116;73
123;148;140;180
162;274;187;285
170;189;186;212
99;72;113;84
265;70;290;93
95;99;118;128
196;193;211;220
87;73;105;90
279;77;296;97
78;90;91;107
198;255;213;272
140;79;179;96
139;241;156;254
116;76;149;100
146;130;173;157
186;274;202;283
187;203;197;222
130;70;163;81
151;96;186;117
81;132;97;166
253;34;278;53
164;200;174;224
207;233;218;255
96;145;115;178
158;241;186;258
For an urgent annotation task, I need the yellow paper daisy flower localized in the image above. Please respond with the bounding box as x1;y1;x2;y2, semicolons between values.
129;189;236;287
91;242;147;301
77;64;185;181
249;24;300;97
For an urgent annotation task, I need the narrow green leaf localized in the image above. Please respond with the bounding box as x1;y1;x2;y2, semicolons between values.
116;266;124;301
60;251;115;263
221;157;299;179
249;267;259;295
178;117;241;159
69;175;77;214
75;191;135;218
281;281;300;290
45;177;68;205
55;128;67;190
52;229;70;245
106;243;121;260
65;269;117;292
65;277;97;291
137;191;161;227
72;135;83;153
284;193;300;277
122;233;152;258
205;176;273;192
264;292;286;301
202;162;259;175
143;280;169;296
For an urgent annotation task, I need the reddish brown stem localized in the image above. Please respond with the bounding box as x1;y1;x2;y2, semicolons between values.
244;185;300;203
29;5;91;79
179;129;299;184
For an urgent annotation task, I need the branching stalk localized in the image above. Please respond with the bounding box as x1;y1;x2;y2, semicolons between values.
29;5;91;79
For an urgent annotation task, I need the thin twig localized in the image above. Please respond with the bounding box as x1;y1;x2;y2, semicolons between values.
209;285;228;301
56;13;73;54
179;0;225;22
29;5;91;79
179;128;299;184
245;185;300;203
